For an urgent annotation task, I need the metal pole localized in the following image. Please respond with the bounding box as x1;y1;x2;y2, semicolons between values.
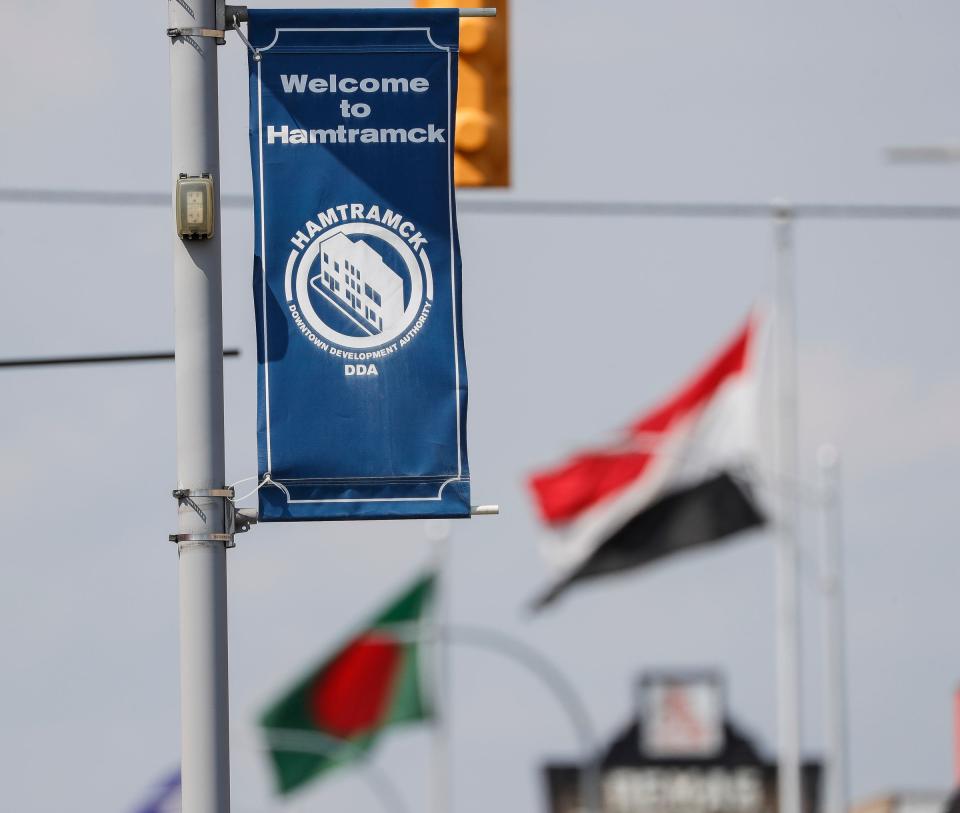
818;445;849;813
168;0;231;810
773;207;802;813
954;687;960;785
426;520;454;813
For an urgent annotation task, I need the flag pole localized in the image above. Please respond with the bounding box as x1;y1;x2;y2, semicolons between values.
818;444;849;813
427;519;454;813
773;204;803;813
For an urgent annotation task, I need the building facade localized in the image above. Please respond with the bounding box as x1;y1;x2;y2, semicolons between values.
310;232;404;335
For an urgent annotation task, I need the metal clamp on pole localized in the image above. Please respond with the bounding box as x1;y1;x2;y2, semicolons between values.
170;533;235;544
471;504;500;516
173;487;235;499
173;486;235;524
167;26;227;45
171;487;243;547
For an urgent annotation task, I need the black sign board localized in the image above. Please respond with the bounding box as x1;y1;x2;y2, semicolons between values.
544;707;820;813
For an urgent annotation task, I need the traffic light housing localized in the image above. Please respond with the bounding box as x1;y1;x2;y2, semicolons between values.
415;0;511;187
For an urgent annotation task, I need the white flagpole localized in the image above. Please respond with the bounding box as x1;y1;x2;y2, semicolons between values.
427;519;454;813
818;445;849;813
773;206;803;813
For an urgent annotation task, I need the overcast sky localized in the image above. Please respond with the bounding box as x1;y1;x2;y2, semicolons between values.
2;2;960;812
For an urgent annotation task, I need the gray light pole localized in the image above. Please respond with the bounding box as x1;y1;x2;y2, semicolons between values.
818;445;849;813
773;206;802;813
168;0;231;810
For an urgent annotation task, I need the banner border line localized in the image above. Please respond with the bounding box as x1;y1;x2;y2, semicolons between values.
256;24;466;507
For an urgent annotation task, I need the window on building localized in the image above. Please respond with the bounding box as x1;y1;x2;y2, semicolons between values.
378;316;382;329
374;291;382;306
323;252;329;264
364;284;373;299
334;261;340;273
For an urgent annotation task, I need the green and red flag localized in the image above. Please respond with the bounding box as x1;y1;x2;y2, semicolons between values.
260;572;436;795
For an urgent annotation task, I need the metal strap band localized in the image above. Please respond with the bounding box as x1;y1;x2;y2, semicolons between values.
167;27;226;39
172;487;235;499
169;533;234;544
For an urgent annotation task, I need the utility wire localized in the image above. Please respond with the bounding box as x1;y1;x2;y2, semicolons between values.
0;349;240;369
3;186;960;221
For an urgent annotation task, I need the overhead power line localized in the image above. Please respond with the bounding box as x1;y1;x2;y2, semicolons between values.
457;199;960;221
0;349;241;369
2;186;960;221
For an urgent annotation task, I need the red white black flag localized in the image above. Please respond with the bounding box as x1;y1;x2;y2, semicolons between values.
529;313;767;607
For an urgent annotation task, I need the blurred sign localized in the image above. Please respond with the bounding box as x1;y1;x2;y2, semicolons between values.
602;766;766;813
544;671;821;813
640;672;725;758
546;764;822;813
246;8;471;520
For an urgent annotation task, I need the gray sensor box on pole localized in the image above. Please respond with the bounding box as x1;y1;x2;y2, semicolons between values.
176;174;216;240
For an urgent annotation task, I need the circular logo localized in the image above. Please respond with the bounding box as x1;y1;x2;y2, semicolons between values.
285;211;434;353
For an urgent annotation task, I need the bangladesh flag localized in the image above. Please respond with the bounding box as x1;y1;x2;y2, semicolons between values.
260;573;436;795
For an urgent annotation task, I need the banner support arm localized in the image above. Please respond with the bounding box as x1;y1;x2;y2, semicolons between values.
221;5;497;25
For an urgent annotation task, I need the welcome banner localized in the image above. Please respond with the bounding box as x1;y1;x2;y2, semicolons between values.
247;9;470;521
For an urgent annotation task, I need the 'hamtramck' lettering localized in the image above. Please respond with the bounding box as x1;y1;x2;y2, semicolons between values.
290;203;429;252
267;124;445;146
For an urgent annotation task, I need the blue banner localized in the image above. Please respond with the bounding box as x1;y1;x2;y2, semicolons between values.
247;9;469;521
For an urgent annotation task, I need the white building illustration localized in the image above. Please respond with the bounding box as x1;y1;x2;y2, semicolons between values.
309;233;405;335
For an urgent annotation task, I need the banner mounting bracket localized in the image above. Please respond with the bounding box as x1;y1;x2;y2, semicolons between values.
229;12;261;61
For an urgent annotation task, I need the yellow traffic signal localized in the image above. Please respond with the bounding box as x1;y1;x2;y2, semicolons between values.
415;0;511;187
